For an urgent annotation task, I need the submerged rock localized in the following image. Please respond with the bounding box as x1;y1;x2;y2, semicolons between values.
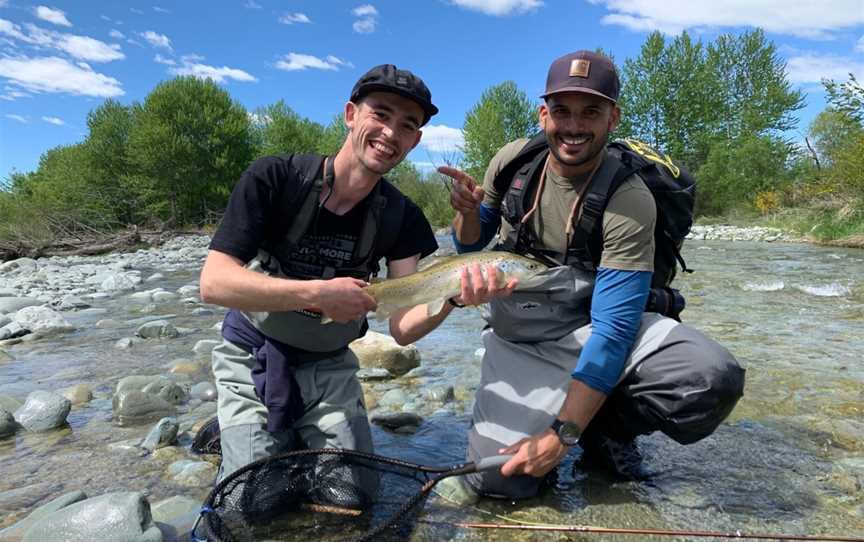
13;391;71;432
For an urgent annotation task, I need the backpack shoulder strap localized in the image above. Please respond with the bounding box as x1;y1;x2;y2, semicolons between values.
283;154;330;246
491;132;548;195
566;147;644;270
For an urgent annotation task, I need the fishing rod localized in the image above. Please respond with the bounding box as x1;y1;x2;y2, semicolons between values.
420;520;864;542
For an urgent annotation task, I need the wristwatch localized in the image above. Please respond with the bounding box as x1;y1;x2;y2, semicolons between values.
549;418;582;447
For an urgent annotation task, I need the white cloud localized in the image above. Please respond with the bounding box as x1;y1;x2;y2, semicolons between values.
420;124;465;152
856;35;864;54
154;53;175;65
167;58;257;84
0;20;124;62
42;115;64;125
244;0;262;8
153;6;170;14
279;12;311;24
0;88;30;100
786;53;864;84
109;29;124;39
130;8;144;15
588;0;864;39
35;6;72;27
352;4;378;34
6;113;29;123
0;55;124;97
353;18;376;33
0;0;9;7
352;4;378;17
140;30;172;51
276;53;351;71
449;0;542;16
58;35;124;62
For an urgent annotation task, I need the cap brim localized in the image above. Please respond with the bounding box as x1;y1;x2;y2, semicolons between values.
540;86;617;103
352;83;439;124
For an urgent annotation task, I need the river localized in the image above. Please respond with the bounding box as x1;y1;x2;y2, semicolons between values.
0;236;862;541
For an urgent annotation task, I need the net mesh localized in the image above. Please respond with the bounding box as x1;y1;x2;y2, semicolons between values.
199;448;458;542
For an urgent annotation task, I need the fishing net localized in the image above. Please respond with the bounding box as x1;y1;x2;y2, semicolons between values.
195;448;486;542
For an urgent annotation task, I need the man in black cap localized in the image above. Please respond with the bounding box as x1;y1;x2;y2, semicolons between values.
439;51;743;500
200;64;512;483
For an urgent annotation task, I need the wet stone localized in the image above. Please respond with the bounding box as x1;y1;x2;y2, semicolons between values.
14;391;71;432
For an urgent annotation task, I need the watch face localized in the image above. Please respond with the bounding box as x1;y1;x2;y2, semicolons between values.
557;421;582;446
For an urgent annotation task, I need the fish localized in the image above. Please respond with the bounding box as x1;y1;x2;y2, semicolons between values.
330;251;547;323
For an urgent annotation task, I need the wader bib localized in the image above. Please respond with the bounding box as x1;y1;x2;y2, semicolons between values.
466;266;745;499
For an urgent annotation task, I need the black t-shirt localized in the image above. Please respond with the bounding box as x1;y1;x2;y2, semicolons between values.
210;155;438;275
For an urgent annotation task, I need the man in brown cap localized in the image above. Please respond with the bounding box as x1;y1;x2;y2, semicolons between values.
439;51;743;500
200;64;512;485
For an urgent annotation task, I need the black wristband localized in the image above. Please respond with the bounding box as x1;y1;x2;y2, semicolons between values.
448;297;465;308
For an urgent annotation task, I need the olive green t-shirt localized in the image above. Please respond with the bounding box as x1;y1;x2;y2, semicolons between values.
482;138;655;272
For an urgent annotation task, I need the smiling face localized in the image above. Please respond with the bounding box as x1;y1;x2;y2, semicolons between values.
539;92;620;177
344;91;424;176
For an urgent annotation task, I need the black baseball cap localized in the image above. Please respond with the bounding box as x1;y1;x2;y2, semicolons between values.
350;64;439;126
540;51;620;103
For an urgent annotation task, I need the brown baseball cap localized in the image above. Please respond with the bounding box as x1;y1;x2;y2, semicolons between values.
350;64;438;126
540;50;620;103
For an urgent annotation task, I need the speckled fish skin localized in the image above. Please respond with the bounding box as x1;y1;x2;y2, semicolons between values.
366;252;546;321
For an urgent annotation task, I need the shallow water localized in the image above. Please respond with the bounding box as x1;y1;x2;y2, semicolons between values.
1;239;863;540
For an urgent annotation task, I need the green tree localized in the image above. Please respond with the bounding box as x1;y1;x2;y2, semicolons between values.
253;100;325;157
83;99;137;223
126;76;254;225
461;81;538;180
823;74;864;123
809;109;864;167
620;32;669;149
317;113;349;155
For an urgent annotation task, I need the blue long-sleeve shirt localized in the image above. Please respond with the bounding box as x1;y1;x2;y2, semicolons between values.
453;203;650;394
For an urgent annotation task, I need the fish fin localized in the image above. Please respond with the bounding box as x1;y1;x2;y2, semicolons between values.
320;315;332;325
427;298;447;316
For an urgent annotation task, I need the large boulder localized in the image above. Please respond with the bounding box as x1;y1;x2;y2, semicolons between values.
0;298;41;315
112;390;176;426
0;258;37;276
350;331;420;376
0;490;87;542
13;391;71;432
21;492;162;542
12;306;74;335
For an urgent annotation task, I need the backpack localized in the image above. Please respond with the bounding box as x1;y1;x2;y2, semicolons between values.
262;154;404;280
493;133;696;291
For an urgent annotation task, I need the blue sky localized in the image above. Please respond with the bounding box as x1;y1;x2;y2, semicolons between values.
1;0;862;179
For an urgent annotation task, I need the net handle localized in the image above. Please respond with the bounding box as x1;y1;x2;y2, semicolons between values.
473;454;512;472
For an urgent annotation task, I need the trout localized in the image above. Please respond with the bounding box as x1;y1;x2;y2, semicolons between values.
327;251;546;323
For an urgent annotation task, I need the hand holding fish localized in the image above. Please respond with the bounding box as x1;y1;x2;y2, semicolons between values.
452;262;518;307
439;166;483;215
313;277;377;323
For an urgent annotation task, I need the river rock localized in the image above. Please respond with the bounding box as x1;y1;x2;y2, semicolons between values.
357;367;392;381
152;291;178;304
0;409;17;438
167;460;217;487
99;273;139;293
117;375;173;395
0;314;10;328
350;331;420;376
0;490;87;542
0;322;29;341
0;298;41;314
378;388;408;408
192;339;219;357
0;258;37;275
370;411;423;430
190;382;216;402
112;390;176;425
59;385;92;407
12;306;74;335
141;381;186;405
167;359;203;375
13;391;71;432
177;285;199;297
52;296;89;311
0;395;22;413
144;273;164;283
140;417;179;452
0;482;64;512
21;491;162;542
114;337;140;349
136;320;179;339
149;495;200;524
